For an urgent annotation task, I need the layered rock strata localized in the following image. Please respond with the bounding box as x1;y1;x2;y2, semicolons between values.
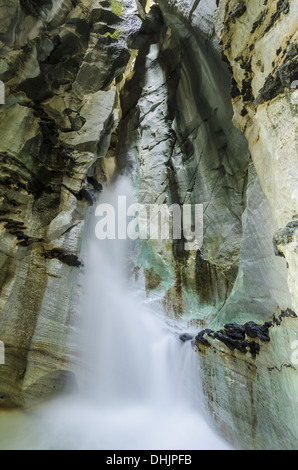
199;0;297;449
124;0;297;450
118;1;250;320
0;0;297;452
0;0;141;406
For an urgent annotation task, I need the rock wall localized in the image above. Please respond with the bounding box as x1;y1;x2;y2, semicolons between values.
0;0;297;451
0;0;141;406
196;309;298;450
116;0;293;330
199;0;298;449
118;1;250;321
116;0;297;449
215;0;298;314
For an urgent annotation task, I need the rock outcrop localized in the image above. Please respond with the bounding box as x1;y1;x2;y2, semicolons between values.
116;0;297;449
201;0;297;449
0;0;141;406
118;0;250;320
114;0;294;332
215;0;298;315
196;308;298;450
0;0;297;451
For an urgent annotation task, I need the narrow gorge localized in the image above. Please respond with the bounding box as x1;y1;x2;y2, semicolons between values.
0;0;297;451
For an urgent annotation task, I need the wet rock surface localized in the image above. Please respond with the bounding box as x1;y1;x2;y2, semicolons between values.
196;307;298;450
118;0;251;319
0;0;297;452
0;0;142;406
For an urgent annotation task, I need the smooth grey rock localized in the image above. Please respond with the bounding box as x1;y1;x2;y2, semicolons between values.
0;0;141;406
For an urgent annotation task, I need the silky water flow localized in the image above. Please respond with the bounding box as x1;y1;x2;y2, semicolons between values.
0;177;232;450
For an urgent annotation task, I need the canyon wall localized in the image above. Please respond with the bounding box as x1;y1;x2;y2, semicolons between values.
123;0;293;328
0;0;141;405
0;0;297;450
199;0;298;449
117;0;298;449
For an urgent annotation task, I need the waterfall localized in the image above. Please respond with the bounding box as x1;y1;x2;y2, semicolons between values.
0;178;232;450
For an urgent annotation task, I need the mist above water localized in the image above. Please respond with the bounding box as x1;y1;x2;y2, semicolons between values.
0;178;232;450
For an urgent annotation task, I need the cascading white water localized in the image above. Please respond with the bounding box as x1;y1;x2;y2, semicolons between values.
0;178;232;450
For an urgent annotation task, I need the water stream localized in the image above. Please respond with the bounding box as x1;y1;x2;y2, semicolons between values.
0;178;232;450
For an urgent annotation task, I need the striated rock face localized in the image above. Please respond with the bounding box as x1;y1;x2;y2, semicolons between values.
196;309;298;450
118;1;250;320
0;0;297;451
215;0;298;313
197;0;298;449
116;0;293;329
0;0;141;406
115;0;297;450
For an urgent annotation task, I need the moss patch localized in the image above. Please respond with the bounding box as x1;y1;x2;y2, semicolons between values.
104;29;120;40
111;0;125;17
